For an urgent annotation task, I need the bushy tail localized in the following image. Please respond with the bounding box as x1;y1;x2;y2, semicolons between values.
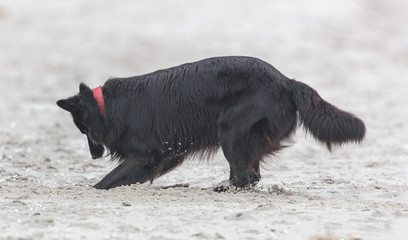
290;80;366;150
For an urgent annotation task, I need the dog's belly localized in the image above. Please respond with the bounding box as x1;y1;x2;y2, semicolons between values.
155;106;221;157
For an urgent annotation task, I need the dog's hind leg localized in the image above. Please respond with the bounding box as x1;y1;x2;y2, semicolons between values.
218;114;283;188
247;132;283;185
94;153;159;190
219;128;267;188
218;105;270;188
249;159;261;185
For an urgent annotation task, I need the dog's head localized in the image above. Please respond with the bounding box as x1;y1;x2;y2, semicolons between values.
57;83;105;159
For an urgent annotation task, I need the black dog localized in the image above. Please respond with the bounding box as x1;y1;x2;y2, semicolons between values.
57;56;365;190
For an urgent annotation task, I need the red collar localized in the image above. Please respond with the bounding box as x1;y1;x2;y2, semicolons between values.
92;86;105;117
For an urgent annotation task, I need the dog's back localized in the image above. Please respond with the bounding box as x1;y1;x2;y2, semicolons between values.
102;57;293;145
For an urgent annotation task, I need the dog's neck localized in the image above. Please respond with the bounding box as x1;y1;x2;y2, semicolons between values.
92;86;105;117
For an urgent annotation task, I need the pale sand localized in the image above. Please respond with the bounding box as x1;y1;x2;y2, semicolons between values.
0;1;407;239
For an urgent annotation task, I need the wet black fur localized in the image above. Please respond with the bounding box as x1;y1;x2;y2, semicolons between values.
57;56;365;190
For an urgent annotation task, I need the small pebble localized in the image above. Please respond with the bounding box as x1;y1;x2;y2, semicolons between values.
122;202;131;207
33;213;40;216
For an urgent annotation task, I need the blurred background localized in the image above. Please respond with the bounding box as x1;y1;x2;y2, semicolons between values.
1;0;407;94
1;1;408;239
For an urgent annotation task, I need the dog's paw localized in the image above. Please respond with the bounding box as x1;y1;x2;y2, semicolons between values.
213;185;230;193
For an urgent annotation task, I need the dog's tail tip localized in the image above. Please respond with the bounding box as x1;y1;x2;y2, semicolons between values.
324;116;366;151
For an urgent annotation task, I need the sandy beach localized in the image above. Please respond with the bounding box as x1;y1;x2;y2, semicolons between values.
1;0;407;239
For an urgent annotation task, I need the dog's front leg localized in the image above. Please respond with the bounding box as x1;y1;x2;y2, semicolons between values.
94;153;158;190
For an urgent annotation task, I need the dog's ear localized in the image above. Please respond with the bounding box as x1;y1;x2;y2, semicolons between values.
79;83;92;95
56;96;80;112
